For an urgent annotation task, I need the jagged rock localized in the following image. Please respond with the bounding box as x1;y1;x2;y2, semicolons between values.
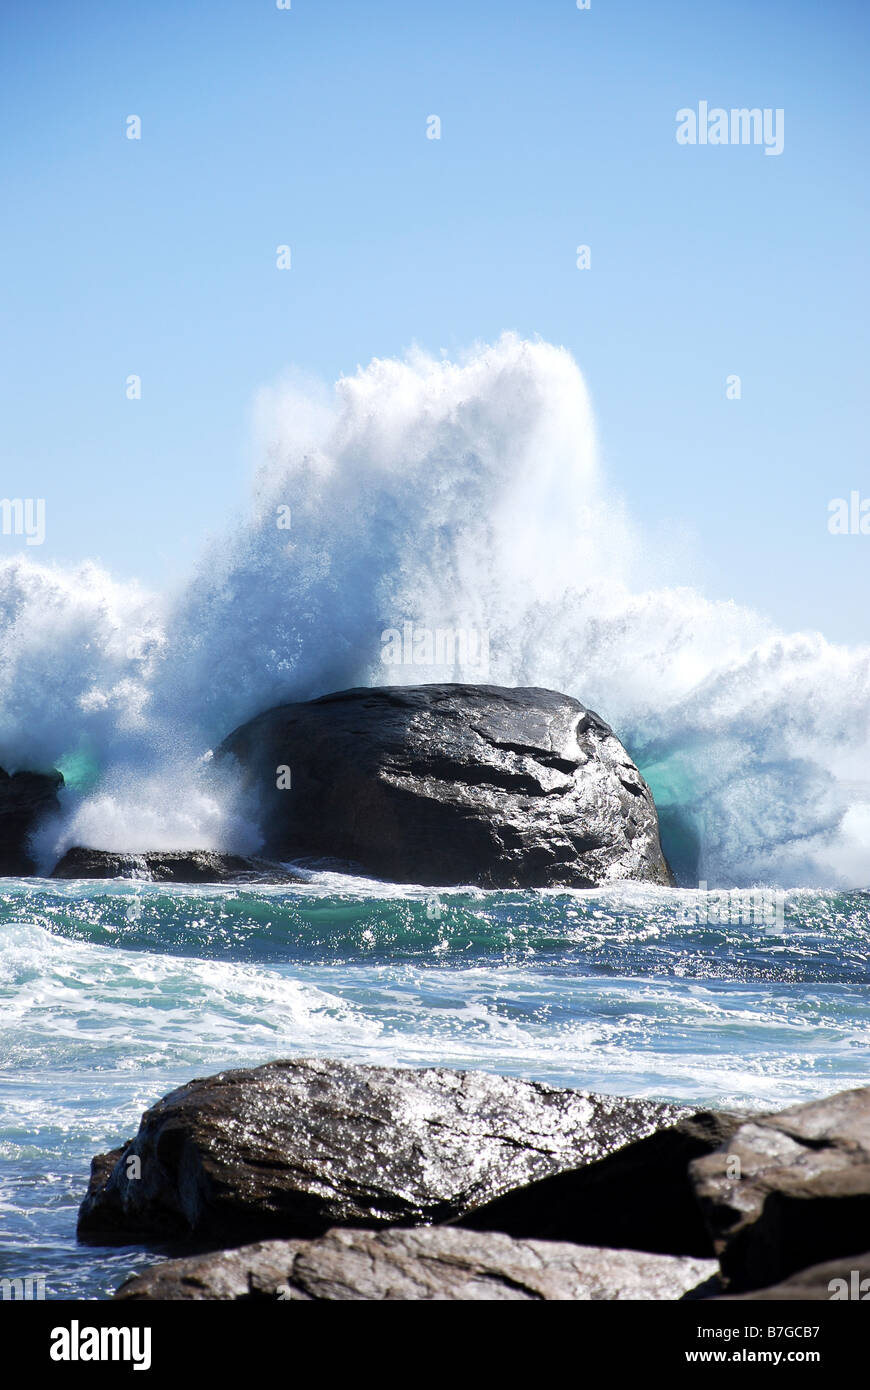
461;1108;745;1256
0;766;63;875
114;1227;719;1301
78;1058;685;1244
689;1085;870;1293
718;1249;870;1301
51;848;301;884
218;684;674;888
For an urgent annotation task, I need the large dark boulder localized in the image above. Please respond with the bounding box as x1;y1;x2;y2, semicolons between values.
218;684;673;888
689;1086;870;1293
0;766;63;875
114;1227;718;1302
78;1058;684;1244
51;848;300;884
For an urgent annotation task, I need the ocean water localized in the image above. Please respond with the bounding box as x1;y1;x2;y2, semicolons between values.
1;873;869;1300
1;337;870;1299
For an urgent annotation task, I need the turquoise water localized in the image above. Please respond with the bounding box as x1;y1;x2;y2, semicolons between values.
1;874;869;1299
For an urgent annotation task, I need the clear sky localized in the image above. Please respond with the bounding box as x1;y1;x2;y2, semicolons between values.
0;0;867;642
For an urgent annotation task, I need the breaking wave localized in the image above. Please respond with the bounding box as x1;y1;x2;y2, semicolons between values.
1;334;868;886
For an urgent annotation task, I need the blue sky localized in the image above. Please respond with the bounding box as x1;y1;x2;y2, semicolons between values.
0;0;867;640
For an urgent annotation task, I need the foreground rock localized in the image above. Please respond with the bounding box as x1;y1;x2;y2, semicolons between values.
0;766;63;875
718;1249;870;1301
218;684;674;888
78;1058;684;1244
51;848;300;884
115;1227;719;1302
462;1108;744;1256
690;1086;870;1293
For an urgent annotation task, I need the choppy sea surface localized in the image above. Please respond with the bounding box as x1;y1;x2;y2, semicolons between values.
1;874;869;1300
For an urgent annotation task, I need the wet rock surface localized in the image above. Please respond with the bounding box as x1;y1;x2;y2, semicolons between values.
0;766;63;875
78;1057;685;1244
461;1108;745;1256
219;683;674;888
51;847;301;883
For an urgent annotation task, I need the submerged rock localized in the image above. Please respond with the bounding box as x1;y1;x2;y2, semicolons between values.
689;1085;870;1293
114;1227;719;1302
78;1058;684;1244
0;766;63;875
219;683;674;888
51;848;300;884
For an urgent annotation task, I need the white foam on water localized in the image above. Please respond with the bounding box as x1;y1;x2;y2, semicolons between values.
3;921;865;1111
0;921;381;1072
